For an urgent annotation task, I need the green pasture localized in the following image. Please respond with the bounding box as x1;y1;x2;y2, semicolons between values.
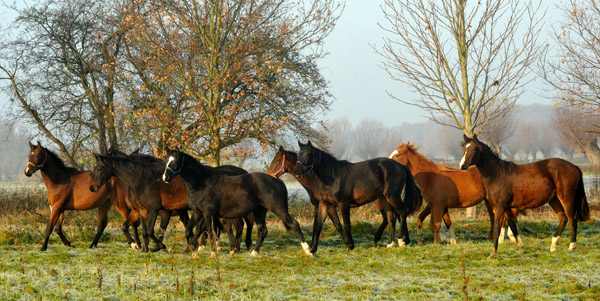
0;203;599;300
0;184;599;299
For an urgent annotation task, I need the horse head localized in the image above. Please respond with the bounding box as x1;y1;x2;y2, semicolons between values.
25;141;47;177
163;149;183;183
295;141;319;176
459;134;482;170
89;153;115;192
389;142;414;166
267;146;298;178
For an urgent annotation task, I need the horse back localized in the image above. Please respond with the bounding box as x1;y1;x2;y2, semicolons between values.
341;158;402;204
507;158;580;208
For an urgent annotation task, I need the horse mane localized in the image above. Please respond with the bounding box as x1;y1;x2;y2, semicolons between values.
178;152;220;177
42;147;80;173
463;139;516;171
312;146;352;178
101;155;164;178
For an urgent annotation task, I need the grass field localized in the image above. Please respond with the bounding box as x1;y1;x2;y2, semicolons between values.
0;185;599;299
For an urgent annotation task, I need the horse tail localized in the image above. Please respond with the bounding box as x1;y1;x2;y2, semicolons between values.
574;166;590;222
402;164;423;216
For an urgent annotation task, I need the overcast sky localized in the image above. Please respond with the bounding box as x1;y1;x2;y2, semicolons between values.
0;1;562;128
319;1;562;126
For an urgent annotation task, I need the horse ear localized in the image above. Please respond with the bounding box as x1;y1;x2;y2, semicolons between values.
278;145;284;153
307;140;313;147
463;134;471;142
29;141;34;149
37;141;42;148
297;140;303;148
473;134;479;142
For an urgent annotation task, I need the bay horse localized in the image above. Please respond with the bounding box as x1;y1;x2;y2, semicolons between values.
90;153;252;254
389;143;492;244
460;134;590;257
24;141;139;251
162;150;312;256
267;146;403;249
294;141;422;253
116;150;255;254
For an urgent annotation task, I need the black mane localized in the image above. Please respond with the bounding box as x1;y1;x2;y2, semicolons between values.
178;152;221;178
101;155;164;178
472;139;516;171
312;147;353;178
43;147;80;173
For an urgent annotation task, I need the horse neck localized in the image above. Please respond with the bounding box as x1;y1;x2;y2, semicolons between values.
313;150;352;179
476;148;510;179
39;153;77;185
179;155;218;185
108;159;161;187
405;150;438;172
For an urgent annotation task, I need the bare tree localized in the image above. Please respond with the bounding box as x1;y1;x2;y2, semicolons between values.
353;118;387;160
554;103;600;171
540;0;600;118
320;117;354;159
378;0;545;137
0;0;127;167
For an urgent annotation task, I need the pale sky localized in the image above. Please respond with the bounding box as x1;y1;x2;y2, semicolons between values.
319;1;561;126
0;1;562;128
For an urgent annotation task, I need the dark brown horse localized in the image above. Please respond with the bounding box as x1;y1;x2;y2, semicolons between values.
460;135;590;256
294;141;423;254
267;146;403;248
24;141;139;251
163;150;312;256
389;143;492;244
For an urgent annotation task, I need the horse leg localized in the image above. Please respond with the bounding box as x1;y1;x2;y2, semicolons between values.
339;202;354;250
55;212;73;247
185;211;200;252
417;205;431;245
484;200;495;241
271;205;311;256
309;201;330;254
505;210;522;252
124;211;141;249
326;204;349;247
384;209;395;248
41;205;64;251
177;210;190;228
440;210;456;244
140;216;150;252
156;210;172;243
145;210;166;252
202;211;218;258
243;215;254;250
548;198;568;252
229;219;243;255
250;207;268;256
489;206;506;258
90;202;111;249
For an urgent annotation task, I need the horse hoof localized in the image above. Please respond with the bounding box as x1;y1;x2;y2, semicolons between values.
397;239;406;248
197;245;205;252
386;242;395;248
210;251;216;258
229;250;236;256
451;239;457;245
250;250;258;256
487;251;496;259
550;246;557;252
568;242;576;251
165;247;173;254
191;251;199;259
130;242;140;250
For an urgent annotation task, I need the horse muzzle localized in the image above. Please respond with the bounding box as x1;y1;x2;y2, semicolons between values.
162;171;173;183
24;167;34;177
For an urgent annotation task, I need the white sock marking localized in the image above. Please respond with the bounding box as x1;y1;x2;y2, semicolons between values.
499;227;506;244
550;236;559;252
250;250;258;256
448;225;457;244
569;242;576;251
397;238;406;247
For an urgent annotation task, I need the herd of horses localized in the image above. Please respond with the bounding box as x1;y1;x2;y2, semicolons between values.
23;134;591;258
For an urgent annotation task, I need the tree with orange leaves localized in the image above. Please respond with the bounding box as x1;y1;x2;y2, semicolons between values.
120;0;341;165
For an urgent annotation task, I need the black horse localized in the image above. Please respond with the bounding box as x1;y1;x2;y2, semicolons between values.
162;150;312;256
106;149;253;254
294;141;422;253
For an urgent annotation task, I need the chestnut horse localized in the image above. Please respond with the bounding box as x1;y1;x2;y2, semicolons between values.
460;135;590;257
295;141;422;254
24;141;139;251
267;146;403;248
389;143;493;244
